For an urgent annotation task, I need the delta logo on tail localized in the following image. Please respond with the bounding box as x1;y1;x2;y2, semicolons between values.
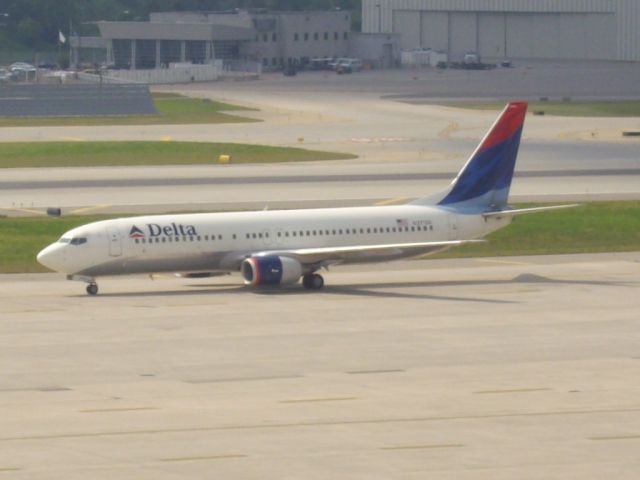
129;226;145;239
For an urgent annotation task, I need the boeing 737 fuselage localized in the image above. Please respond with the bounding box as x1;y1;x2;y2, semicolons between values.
37;102;575;295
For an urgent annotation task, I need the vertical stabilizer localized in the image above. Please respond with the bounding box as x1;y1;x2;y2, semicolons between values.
412;102;528;209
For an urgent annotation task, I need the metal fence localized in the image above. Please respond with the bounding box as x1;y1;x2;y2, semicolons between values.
0;83;156;117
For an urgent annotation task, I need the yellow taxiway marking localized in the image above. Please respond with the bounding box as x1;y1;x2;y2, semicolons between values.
382;444;464;450
281;397;357;404
1;207;46;216
474;388;551;395
438;121;460;140
80;407;159;413
160;454;247;462
160;136;174;141
590;435;640;441
375;197;410;206
69;204;112;215
474;258;531;266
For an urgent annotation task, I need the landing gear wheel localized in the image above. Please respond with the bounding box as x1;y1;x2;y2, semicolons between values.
86;283;98;296
302;273;324;290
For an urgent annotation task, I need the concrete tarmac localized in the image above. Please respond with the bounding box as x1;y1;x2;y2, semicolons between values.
1;252;639;479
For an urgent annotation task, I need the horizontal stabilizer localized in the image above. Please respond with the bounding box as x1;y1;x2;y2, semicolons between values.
482;204;580;218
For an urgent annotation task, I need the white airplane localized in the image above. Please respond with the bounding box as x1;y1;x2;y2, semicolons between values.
37;102;574;295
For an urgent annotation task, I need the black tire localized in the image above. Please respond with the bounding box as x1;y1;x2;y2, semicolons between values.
310;274;324;290
302;274;314;289
86;283;98;295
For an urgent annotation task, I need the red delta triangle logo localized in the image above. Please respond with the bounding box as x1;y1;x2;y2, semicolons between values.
129;225;145;239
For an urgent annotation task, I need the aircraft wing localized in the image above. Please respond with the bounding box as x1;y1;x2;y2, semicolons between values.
253;239;482;266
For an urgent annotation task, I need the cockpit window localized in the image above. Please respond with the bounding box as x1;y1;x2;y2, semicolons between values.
59;238;71;244
70;237;87;245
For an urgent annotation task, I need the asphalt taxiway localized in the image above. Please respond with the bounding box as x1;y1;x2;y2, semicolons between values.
1;253;639;479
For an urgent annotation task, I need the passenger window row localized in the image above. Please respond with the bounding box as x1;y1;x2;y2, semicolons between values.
134;233;226;245
133;224;434;245
246;224;433;239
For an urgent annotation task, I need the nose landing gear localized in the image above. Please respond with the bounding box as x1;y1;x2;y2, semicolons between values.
86;283;99;295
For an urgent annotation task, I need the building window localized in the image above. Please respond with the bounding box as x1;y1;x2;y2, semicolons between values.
324;32;328;40
334;32;338;40
263;33;268;42
294;33;299;41
262;58;268;66
272;33;277;42
304;33;309;41
314;32;319;41
344;32;349;40
272;57;277;66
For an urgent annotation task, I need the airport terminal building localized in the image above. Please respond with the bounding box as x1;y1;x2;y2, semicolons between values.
97;10;352;70
362;0;640;62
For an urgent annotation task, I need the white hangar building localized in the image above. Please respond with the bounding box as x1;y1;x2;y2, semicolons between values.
362;0;640;62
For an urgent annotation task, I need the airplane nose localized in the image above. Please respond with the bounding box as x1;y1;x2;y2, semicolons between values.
37;244;66;272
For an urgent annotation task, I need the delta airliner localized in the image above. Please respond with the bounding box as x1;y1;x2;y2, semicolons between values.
37;102;575;295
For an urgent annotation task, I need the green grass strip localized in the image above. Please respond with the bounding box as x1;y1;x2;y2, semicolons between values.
431;201;640;258
1;201;638;274
0;93;257;127
444;101;640;117
0;141;356;168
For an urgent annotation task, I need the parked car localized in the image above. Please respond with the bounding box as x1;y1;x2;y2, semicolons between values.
336;58;363;74
309;57;335;70
328;57;347;70
10;62;36;72
38;59;57;69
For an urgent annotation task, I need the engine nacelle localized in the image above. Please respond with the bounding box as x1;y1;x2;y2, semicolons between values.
241;255;302;286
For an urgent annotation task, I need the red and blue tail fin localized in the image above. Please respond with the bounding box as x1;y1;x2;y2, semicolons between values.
413;102;528;209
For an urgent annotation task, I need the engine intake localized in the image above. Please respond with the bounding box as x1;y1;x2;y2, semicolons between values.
241;255;302;286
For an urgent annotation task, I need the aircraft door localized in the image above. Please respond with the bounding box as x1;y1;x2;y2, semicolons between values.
107;227;122;257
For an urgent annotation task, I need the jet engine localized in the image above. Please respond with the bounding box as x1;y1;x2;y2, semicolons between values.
241;255;303;286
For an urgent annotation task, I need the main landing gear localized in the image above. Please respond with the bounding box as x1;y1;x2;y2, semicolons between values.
302;273;324;290
86;282;99;296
